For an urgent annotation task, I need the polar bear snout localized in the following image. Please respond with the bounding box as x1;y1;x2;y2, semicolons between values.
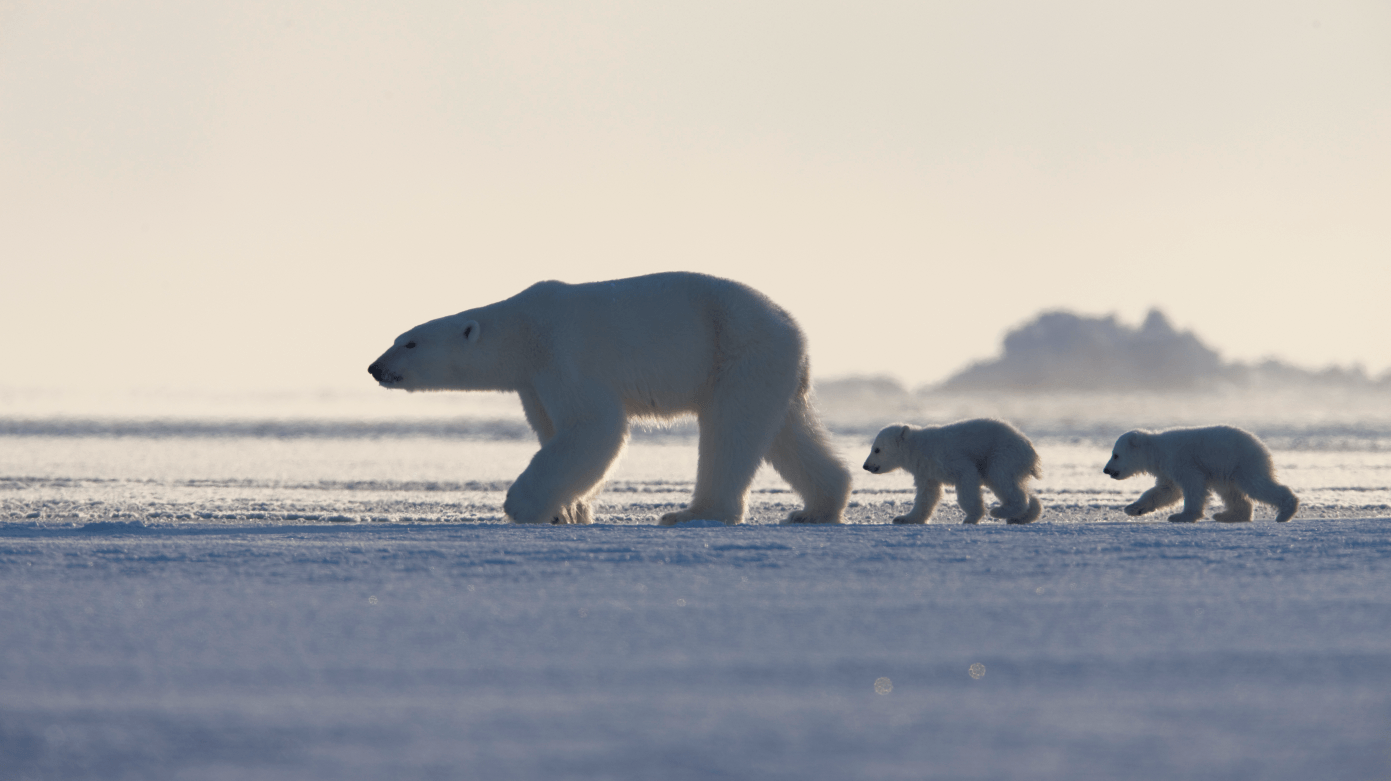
367;361;403;385
863;461;881;474
1103;465;1119;478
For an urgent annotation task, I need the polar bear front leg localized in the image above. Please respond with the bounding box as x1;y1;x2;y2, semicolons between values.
893;480;940;524
1125;478;1181;516
504;398;627;525
1166;474;1209;523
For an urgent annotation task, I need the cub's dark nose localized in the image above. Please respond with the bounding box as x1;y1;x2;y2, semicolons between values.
863;463;879;473
1103;467;1115;477
368;362;384;381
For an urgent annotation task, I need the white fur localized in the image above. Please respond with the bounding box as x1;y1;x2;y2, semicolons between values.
862;419;1043;524
367;272;851;526
1103;426;1299;523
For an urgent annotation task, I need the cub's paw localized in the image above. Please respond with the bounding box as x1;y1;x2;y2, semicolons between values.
1212;509;1251;523
1166;512;1201;523
1124;502;1150;516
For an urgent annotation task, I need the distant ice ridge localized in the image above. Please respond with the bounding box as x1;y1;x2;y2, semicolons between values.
814;308;1391;442
936;308;1391;392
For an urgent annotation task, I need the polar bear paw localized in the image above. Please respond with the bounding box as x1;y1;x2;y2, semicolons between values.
1212;508;1252;523
992;496;1043;524
551;502;593;525
504;493;592;525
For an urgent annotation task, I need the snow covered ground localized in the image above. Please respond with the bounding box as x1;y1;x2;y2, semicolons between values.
3;391;1391;779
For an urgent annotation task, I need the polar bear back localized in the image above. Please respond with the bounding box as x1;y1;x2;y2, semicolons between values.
909;419;1040;478
1141;426;1275;479
503;273;804;415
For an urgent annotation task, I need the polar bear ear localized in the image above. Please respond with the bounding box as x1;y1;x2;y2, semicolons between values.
895;425;909;442
461;320;481;343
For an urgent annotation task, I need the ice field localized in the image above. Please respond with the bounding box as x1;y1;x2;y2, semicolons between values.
3;388;1391;779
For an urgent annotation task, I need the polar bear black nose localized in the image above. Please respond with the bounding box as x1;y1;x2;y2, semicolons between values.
368;362;384;381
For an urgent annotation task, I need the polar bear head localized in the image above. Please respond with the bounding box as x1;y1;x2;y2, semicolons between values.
862;425;910;474
367;313;486;391
1103;430;1149;479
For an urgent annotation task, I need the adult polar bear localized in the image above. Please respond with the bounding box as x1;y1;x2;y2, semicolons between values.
367;272;852;526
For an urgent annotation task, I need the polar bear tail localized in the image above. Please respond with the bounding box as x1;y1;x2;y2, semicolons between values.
767;373;852;525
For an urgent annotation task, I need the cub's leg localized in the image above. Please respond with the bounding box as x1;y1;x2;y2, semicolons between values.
987;473;1034;522
1238;472;1300;523
1125;479;1182;517
1014;495;1043;524
952;471;987;525
1211;482;1253;523
1166;473;1209;523
894;480;940;524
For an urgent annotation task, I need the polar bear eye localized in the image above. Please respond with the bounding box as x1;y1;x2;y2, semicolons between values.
405;341;416;349
873;448;880;454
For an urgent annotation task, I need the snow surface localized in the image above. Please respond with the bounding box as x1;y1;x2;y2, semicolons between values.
3;391;1391;779
4;518;1391;780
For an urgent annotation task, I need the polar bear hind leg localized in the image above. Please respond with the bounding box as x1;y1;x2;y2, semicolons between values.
1237;472;1300;523
660;354;801;526
769;390;851;525
1211;482;1253;523
1020;495;1043;523
992;494;1042;524
953;473;987;524
985;467;1035;523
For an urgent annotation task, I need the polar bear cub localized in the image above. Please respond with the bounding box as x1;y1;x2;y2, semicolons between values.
862;419;1043;524
1103;426;1298;523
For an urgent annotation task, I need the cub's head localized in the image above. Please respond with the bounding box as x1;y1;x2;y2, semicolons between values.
367;314;483;391
1103;430;1146;479
862;425;910;474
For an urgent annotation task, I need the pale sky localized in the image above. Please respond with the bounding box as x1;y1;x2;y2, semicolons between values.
2;0;1388;393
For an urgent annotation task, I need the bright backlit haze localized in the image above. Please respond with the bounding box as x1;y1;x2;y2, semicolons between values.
2;1;1388;394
